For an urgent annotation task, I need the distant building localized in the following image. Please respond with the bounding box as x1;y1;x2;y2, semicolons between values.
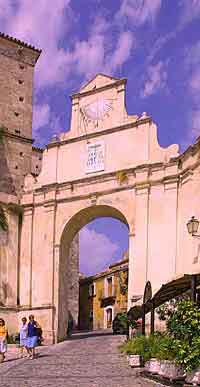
79;252;128;331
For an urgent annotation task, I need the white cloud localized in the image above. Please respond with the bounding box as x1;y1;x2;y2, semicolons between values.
190;69;200;95
181;42;200;149
33;104;50;132
106;31;134;73
73;34;105;78
0;1;135;89
32;105;62;145
185;43;200;98
191;110;200;138
79;227;120;276
0;0;73;88
181;109;200;150
179;0;200;27
141;61;167;98
118;0;162;25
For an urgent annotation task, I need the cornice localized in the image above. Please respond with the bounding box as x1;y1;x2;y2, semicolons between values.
70;78;127;99
47;117;152;149
0;31;41;54
21;156;200;207
0;32;41;65
0;128;33;144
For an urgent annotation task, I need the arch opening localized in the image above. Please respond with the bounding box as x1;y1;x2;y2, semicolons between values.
58;205;130;341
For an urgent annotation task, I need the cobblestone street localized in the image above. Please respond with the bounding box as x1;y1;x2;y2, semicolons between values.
0;332;162;387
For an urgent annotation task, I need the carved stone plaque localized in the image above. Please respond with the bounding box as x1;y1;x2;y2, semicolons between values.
85;141;105;173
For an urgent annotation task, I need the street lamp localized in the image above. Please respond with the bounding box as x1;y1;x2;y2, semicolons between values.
187;216;200;238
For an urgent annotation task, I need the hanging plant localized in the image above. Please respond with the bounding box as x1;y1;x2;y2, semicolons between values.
118;271;128;294
7;203;24;216
116;171;128;184
0;205;8;232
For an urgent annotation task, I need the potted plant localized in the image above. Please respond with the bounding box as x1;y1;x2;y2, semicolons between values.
120;335;150;367
145;334;162;374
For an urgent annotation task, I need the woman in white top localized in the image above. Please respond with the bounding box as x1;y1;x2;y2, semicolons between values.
19;317;28;358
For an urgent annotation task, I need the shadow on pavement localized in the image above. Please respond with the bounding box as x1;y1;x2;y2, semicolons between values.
67;330;125;341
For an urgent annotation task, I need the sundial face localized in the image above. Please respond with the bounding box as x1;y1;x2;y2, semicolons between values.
80;98;113;128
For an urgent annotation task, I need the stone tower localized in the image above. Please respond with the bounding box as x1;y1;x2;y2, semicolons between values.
0;32;41;195
0;33;41;314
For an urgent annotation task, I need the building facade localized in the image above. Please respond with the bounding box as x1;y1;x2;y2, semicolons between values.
79;254;128;331
0;33;200;344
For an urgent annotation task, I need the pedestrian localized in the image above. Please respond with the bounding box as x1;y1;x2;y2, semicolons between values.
27;315;39;359
19;317;28;358
0;318;7;362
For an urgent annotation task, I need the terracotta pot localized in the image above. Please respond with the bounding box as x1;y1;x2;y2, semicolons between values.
186;368;200;385
128;354;143;367
158;360;185;380
148;358;160;374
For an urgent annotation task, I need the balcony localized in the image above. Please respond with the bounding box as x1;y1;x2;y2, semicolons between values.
98;287;117;308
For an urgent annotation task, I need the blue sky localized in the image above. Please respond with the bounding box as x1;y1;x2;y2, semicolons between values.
1;0;200;275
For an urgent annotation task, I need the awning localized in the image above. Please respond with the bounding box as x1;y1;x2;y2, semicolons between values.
152;273;200;308
128;273;200;321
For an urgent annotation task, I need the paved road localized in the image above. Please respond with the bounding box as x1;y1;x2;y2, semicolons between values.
0;331;162;387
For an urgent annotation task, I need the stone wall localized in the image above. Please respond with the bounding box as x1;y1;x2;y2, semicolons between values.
0;34;41;196
67;233;79;328
31;147;43;176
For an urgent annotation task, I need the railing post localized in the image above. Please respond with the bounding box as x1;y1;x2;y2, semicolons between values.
151;301;155;334
142;304;145;335
191;275;197;303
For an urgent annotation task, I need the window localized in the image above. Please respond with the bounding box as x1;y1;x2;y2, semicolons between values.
19;96;24;102
89;283;96;297
89;310;93;320
107;277;113;297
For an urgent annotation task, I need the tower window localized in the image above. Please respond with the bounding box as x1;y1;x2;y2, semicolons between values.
19;152;23;157
36;165;38;169
19;64;24;70
15;129;21;135
14;112;19;117
19;97;24;102
18;79;24;84
15;165;18;169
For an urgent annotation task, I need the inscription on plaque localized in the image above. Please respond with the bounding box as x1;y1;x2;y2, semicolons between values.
86;141;105;173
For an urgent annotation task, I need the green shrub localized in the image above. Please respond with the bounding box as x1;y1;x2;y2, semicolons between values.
154;334;177;361
167;300;200;343
120;333;178;362
167;300;200;372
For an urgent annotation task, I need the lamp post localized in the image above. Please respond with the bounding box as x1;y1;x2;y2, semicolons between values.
186;216;200;302
186;216;200;238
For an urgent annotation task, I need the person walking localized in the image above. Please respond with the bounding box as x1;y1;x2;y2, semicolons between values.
27;315;39;359
19;317;28;358
0;318;7;362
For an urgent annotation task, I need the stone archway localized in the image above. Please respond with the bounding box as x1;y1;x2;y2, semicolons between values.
58;204;129;341
4;72;199;345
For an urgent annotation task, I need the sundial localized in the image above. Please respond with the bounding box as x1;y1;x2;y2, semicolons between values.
80;98;113;128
